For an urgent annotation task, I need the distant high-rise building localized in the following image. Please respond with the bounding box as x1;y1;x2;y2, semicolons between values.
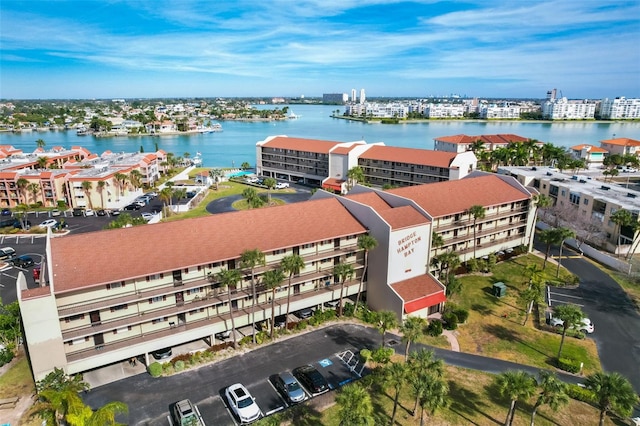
360;88;366;104
322;93;349;104
546;89;557;102
599;97;640;119
351;89;357;103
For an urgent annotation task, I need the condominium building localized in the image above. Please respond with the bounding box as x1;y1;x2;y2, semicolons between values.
498;166;640;255
599;97;640;120
599;138;640;156
541;98;597;120
568;144;607;168
18;172;534;381
357;146;476;187
433;134;539;154
479;104;522;119
256;136;476;193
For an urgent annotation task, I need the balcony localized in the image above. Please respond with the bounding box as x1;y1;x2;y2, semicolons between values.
63;279;364;363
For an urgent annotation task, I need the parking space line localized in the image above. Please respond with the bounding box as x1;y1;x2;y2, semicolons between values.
548;292;583;300
550;300;584;307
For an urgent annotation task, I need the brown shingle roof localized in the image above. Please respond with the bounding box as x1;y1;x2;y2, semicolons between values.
360;146;456;168
50;198;366;293
389;174;530;217
346;192;393;211
261;136;342;153
391;274;444;303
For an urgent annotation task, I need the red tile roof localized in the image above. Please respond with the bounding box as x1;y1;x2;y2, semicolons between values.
600;138;640;147
570;144;607;153
391;274;445;313
377;206;430;229
331;145;360;155
434;134;535;145
359;145;456;168
49;198;367;293
261;136;342;154
389;174;530;217
346;192;393;211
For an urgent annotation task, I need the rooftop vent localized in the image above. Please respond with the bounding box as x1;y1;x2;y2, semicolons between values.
579;179;587;183
601;186;610;191
627;193;637;198
546;172;553;176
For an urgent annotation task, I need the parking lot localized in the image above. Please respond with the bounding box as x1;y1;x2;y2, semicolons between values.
82;324;378;425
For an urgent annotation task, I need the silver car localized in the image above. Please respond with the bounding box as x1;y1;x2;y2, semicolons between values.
274;371;306;404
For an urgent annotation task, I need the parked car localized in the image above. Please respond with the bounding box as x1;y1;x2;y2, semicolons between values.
110;209;121;216
324;300;340;309
96;209;107;216
273;371;306;404
50;209;61;217
292;365;329;396
550;316;595;333
124;204;140;211
13;255;34;268
225;383;262;424
0;247;16;260
1;209;11;216
14;220;31;230
38;219;58;228
72;208;85;216
141;212;153;221
84;209;95;216
275;182;289;189
274;315;287;328
133;200;146;208
151;347;172;360
295;308;313;319
172;399;204;426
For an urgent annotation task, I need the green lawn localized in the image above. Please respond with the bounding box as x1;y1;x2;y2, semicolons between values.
451;254;601;374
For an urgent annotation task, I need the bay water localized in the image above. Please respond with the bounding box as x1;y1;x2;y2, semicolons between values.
1;104;639;168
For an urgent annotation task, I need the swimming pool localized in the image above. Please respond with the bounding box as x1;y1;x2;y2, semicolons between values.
227;170;253;178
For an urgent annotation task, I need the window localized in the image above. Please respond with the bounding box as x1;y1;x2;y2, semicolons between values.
65;314;85;323
187;287;203;295
71;337;87;345
107;282;124;290
152;317;166;324
272;249;285;255
110;304;128;312
149;296;166;303
114;327;130;334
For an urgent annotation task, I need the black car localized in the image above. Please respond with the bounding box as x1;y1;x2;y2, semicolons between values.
292;365;329;396
151;347;172;360
13;255;35;268
1;209;11;216
124;204;140;211
72;208;85;216
96;209;107;216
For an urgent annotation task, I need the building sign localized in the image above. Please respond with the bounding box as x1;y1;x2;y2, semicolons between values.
397;230;422;258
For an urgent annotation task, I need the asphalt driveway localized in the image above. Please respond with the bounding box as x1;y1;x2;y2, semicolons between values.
206;185;313;215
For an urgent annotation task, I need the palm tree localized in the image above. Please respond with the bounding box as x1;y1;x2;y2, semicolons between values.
333;262;354;317
159;187;173;216
375;310;398;348
262;267;285;339
27;182;40;205
36;138;46;149
129;169;143;190
467;205;486;259
383;361;408;426
81;181;94;209
528;194;552;248
83;401;128;426
539;228;560;269
553;304;584;359
96;181;106;208
417;374;450;426
113;172;127;199
554;227;575;278
519;285;543;326
16;177;29;205
263;177;276;204
280;254;305;330
36;388;88;425
240;162;251;170
495;370;537;426
36;156;49;169
346;166;365;191
335;382;374;426
584;371;639;426
209;168;224;190
530;371;569;426
216;268;242;348
611;208;633;256
240;249;265;344
400;316;426;361
355;234;377;314
409;349;444;415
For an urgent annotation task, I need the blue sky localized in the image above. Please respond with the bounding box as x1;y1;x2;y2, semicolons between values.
1;0;639;100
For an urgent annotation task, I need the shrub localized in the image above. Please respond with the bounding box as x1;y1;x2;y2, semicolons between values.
148;362;162;377
343;302;355;317
557;357;581;374
566;383;594;403
442;312;458;330
371;347;394;364
453;308;469;323
0;347;14;366
171;353;191;364
239;335;252;346
466;258;479;273
360;348;372;363
174;360;185;372
426;320;443;337
295;320;308;331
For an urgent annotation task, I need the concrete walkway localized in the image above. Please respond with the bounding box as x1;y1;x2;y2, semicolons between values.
442;329;460;352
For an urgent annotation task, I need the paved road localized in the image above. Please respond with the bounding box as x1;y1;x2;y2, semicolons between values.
81;323;592;426
205;184;313;214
